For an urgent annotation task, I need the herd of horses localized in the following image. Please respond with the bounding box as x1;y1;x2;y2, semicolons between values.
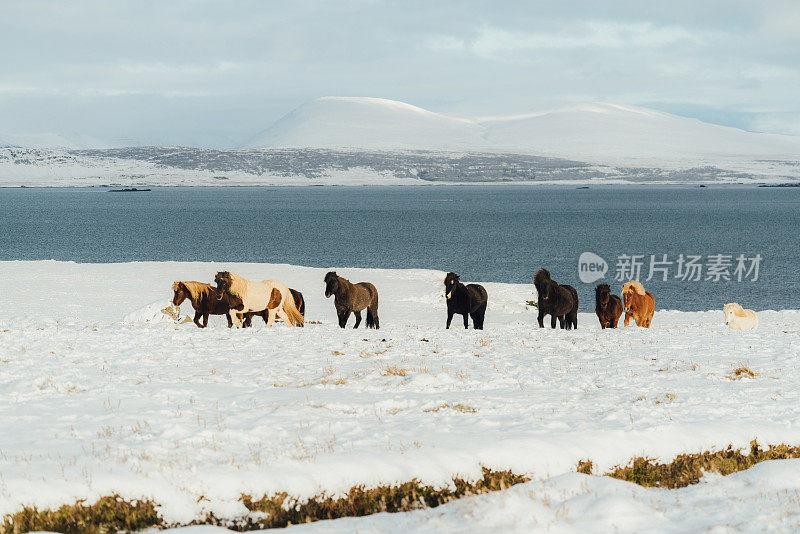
171;268;757;331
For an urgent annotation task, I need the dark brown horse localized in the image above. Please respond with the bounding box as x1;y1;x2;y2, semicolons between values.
324;271;379;329
242;288;306;327
172;281;244;328
533;268;579;329
595;283;623;329
444;272;488;329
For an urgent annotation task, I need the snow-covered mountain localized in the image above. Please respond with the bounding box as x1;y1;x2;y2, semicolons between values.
480;103;800;163
243;97;486;151
0;132;108;150
243;97;800;165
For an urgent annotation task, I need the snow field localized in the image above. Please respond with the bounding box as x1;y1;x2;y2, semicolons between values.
1;261;799;530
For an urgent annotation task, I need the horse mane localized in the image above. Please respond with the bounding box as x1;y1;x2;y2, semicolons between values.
533;268;551;285
174;281;211;301
218;271;248;298
622;280;646;295
725;303;746;317
596;283;611;293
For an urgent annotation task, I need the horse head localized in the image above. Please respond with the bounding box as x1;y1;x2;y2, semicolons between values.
595;283;611;308
324;271;340;298
214;271;233;301
172;281;188;306
444;272;460;299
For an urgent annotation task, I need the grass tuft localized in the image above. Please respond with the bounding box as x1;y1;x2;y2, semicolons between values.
727;366;756;380
1;495;161;534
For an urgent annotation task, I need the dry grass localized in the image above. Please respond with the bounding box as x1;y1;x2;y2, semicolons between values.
381;365;408;377
605;440;800;488
1;495;160;534
240;468;527;529
423;403;477;414
727;366;756;380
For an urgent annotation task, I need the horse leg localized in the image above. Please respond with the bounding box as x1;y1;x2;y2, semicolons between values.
624;313;631;327
369;306;379;329
353;311;362;329
537;310;545;328
226;312;233;328
338;310;350;328
446;308;454;329
550;315;557;329
463;312;469;329
202;313;210;328
276;307;293;326
265;309;277;327
558;316;566;329
193;311;204;328
471;303;487;330
571;312;578;330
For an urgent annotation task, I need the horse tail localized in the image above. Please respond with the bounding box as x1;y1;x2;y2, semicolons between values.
366;307;376;328
290;288;305;316
282;290;305;327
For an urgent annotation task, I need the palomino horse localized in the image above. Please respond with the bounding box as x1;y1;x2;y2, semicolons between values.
723;303;758;330
172;281;243;328
443;272;487;329
595;283;623;329
324;271;379;329
621;280;655;328
533;268;579;329
214;271;304;327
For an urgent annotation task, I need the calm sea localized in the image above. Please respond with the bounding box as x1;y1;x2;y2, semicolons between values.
0;185;797;311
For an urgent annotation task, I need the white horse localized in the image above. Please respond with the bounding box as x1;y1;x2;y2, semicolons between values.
723;303;758;331
214;271;304;327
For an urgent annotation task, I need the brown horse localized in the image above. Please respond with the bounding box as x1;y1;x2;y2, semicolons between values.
595;283;623;329
243;288;306;327
324;271;379;329
172;281;244;328
533;268;579;329
621;280;655;328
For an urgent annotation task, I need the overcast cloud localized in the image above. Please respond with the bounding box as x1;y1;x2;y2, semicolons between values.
1;0;798;147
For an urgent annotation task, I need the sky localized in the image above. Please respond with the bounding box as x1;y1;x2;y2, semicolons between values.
1;0;798;148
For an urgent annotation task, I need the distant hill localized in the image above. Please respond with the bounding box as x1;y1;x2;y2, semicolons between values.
243;97;800;165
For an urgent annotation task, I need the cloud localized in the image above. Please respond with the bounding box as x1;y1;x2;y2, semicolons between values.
427;21;716;61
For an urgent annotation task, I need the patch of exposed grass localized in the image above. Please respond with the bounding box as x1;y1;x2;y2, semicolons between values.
381;365;407;377
1;495;161;534
423;403;477;414
605;440;800;489
727;366;756;380
240;468;528;529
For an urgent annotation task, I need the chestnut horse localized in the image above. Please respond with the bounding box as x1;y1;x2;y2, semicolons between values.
324;271;379;329
533;268;579;329
172;281;243;328
621;280;655;328
595;283;623;329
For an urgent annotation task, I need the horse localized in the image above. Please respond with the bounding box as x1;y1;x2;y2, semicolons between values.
595;283;623;329
242;288;306;327
443;272;487;329
214;271;304;327
723;303;758;331
324;271;379;329
172;281;244;328
621;280;655;328
533;268;579;329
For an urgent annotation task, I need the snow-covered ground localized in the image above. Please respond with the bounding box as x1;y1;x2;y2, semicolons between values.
1;261;800;531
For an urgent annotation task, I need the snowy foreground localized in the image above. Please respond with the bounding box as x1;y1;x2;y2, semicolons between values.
2;261;800;532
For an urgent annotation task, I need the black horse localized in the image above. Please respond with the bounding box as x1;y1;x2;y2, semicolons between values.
533;268;578;329
444;272;488;329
